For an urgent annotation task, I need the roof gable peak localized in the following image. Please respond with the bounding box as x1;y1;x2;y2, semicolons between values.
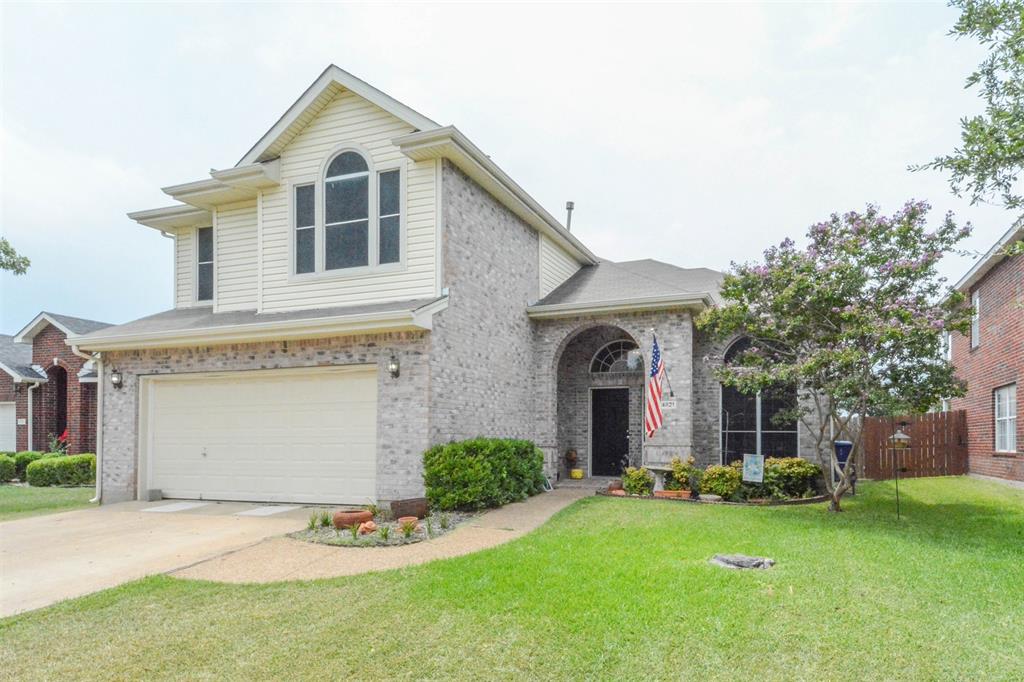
237;64;440;167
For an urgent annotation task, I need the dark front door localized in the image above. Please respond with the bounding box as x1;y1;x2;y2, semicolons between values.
592;388;630;476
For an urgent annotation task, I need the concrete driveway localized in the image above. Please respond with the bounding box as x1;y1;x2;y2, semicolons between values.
0;500;310;617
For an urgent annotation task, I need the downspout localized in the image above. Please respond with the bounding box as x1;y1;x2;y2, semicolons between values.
71;345;103;504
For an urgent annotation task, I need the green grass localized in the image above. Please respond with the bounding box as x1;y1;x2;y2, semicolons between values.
0;484;95;522
1;477;1022;680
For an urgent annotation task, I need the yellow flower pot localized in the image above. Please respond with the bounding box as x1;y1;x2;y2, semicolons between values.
570;468;584;480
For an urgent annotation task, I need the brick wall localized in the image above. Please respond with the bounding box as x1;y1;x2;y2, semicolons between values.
99;332;431;503
429;161;541;444
12;323;98;455
950;252;1023;482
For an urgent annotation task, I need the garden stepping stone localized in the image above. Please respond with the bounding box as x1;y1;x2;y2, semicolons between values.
710;554;775;570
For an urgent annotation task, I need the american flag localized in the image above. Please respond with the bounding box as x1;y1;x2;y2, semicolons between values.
645;335;666;438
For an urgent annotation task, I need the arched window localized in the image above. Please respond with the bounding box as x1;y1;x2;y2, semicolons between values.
591;340;640;373
293;148;403;275
720;339;798;464
324;151;370;270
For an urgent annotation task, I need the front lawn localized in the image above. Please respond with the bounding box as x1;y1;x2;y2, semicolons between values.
0;485;95;522
1;477;1022;680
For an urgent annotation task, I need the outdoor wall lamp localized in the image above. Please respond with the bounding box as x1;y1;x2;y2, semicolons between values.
387;356;400;379
109;368;124;389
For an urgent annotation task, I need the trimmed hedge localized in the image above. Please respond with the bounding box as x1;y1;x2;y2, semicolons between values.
730;457;823;500
0;454;15;482
25;453;96;487
423;438;546;510
700;464;741;498
13;451;52;481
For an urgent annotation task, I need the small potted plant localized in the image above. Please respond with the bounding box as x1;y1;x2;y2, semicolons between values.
564;448;578;469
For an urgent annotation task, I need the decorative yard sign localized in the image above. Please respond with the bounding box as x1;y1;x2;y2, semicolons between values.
660;398;677;410
742;453;764;483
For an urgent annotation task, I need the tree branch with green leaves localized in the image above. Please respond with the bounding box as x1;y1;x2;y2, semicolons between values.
697;201;973;512
0;238;30;275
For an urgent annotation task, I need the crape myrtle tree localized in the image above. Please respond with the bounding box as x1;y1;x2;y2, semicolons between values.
697;201;973;512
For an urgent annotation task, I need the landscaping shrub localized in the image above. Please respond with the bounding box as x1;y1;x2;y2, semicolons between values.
667;456;699;491
700;464;741;498
622;467;654;496
25;453;96;487
13;451;48;481
728;457;823;500
0;454;15;482
764;457;822;498
423;438;545;510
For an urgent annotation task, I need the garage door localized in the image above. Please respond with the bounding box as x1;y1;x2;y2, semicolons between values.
0;402;14;452
144;366;377;504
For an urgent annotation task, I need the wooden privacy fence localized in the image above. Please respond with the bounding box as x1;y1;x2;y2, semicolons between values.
862;411;968;480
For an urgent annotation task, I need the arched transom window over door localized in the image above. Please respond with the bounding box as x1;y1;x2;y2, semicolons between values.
591;340;640;373
719;339;798;465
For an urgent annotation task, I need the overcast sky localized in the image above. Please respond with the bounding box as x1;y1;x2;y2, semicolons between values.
0;2;1015;333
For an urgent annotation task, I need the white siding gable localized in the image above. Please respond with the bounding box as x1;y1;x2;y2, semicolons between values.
175;230;194;307
539;234;581;298
259;84;438;313
215;200;259;312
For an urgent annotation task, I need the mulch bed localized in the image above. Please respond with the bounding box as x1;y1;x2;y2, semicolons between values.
594;490;829;506
290;510;478;548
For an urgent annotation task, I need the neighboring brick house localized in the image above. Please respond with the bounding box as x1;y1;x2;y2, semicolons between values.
949;220;1023;483
72;65;820;505
0;313;111;455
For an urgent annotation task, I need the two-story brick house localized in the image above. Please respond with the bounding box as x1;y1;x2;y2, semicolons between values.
949;220;1023;483
72;65;821;505
0;312;111;455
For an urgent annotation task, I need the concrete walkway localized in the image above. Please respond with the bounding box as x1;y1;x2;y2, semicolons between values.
173;488;588;583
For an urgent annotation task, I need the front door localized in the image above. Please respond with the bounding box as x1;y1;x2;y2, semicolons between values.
592;388;630;476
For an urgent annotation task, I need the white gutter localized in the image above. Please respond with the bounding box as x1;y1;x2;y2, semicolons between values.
953;217;1024;292
527;293;713;319
394;126;598;266
69;300;448;352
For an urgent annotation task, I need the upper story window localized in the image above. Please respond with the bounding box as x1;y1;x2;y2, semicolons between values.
293;149;402;276
971;290;980;348
995;384;1017;453
196;226;213;302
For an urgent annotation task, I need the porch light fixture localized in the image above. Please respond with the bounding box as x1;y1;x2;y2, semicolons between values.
109;368;124;389
387;356;400;379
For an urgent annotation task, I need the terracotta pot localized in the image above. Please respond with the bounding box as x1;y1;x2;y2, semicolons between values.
333;510;373;529
608;489;627;497
397;516;419;529
607;479;624;491
391;497;429;519
358;521;378;535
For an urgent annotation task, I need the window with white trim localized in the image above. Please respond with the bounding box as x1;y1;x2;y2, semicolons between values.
995;384;1017;453
294;184;315;274
196;226;213;302
971;290;980;348
292;150;402;275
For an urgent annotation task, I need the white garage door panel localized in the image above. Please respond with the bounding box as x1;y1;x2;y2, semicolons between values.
0;403;15;452
147;367;377;504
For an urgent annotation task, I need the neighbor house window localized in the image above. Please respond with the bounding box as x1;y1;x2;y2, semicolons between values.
995;384;1017;453
196;226;213;302
294;184;315;274
720;339;798;464
971;291;980;348
294;150;403;275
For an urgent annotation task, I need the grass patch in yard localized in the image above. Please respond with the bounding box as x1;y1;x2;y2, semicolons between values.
1;477;1022;680
0;484;94;522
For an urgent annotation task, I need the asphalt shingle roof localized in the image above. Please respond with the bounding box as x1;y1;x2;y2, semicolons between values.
0;334;42;381
535;259;724;308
